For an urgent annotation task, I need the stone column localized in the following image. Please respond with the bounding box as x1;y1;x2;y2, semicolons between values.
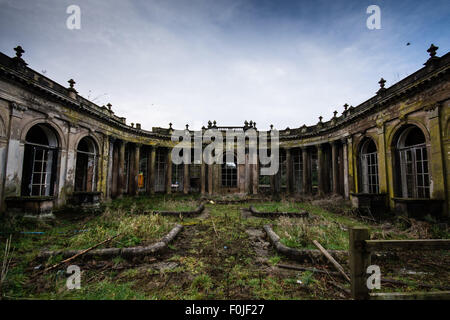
183;163;190;194
166;148;172;194
302;147;309;194
208;164;213;194
332;142;339;195
133;144;141;196
342;139;349;199
245;150;251;193
286;148;292;194
347;136;355;196
118;141;127;197
252;155;259;195
426;104;447;215
200;161;206;194
317;144;324;196
106;137;115;199
148;146;156;194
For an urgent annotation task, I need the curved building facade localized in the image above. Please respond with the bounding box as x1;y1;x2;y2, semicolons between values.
0;45;448;218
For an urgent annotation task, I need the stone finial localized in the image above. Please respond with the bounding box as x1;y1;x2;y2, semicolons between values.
270;124;274;130
107;103;112;111
377;78;387;94
253;122;256;129
333;110;338;118
427;44;438;58
136;123;141;130
67;79;77;98
169;122;173;129
14;46;24;59
213;120;217;127
249;120;253;127
318;116;323;123
185;124;189;130
343;103;348;111
131;123;134;128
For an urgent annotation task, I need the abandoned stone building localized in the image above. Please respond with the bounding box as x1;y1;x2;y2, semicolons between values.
0;45;448;218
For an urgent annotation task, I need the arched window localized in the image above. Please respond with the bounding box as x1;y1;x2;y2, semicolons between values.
75;137;98;192
21;124;59;196
359;138;379;194
222;153;237;187
396;125;429;198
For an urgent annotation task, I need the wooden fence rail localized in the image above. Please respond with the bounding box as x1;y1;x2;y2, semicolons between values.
349;227;450;300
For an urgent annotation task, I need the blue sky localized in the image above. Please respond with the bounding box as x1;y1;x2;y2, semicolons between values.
0;0;449;130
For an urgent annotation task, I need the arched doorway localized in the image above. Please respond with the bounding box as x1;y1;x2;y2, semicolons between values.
21;124;59;196
359;138;379;194
75;136;98;192
395;125;429;198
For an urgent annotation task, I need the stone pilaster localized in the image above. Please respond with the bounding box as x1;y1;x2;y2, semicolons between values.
148;146;156;194
332;142;338;195
118;141;127;197
200;161;206;194
183;163;190;194
133;144;141;196
166;148;172;194
106;136;116;199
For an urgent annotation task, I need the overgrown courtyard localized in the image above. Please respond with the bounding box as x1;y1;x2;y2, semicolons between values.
1;195;449;300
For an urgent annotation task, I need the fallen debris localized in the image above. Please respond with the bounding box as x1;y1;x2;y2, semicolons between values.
250;206;309;218
312;240;350;282
38;233;120;275
38;224;183;260
263;224;347;262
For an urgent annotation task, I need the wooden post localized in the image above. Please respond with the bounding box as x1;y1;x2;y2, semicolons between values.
349;227;370;300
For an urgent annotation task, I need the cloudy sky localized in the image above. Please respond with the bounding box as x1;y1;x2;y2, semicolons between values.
0;0;449;131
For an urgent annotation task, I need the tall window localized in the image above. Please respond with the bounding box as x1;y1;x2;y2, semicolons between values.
21;124;59;196
189;154;201;193
155;148;166;192
222;153;237;187
172;163;184;191
359;139;379;194
396;126;429;198
293;149;303;193
75;137;98;192
139;150;148;192
259;150;271;187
